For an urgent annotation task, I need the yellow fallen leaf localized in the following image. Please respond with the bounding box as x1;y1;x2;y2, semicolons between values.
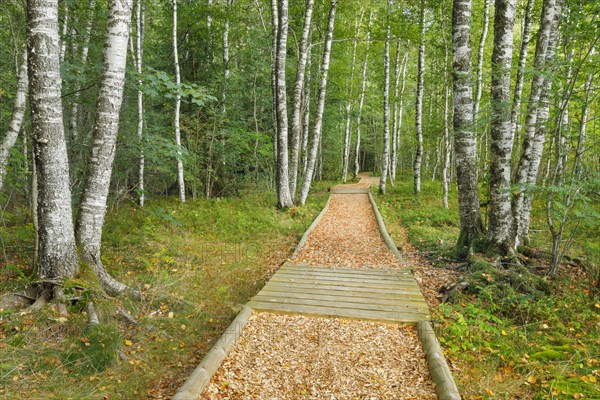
527;376;536;384
589;376;597;383
168;312;174;318
501;330;507;336
13;375;19;381
124;339;133;346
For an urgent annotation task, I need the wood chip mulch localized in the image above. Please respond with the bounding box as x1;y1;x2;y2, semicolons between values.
292;193;400;269
201;312;437;400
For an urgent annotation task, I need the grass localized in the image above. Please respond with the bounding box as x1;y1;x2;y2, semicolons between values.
0;183;331;399
376;177;600;400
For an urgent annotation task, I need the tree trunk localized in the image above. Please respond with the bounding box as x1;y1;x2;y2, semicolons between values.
59;2;69;62
27;0;79;280
354;11;372;177
511;0;558;248
441;1;450;209
289;0;314;198
75;0;135;297
390;40;401;183
299;0;336;205
136;0;145;207
452;0;484;252
414;1;425;196
301;50;311;178
380;1;392;194
270;0;278;170
487;0;517;254
473;0;490;130
0;50;28;192
571;73;593;182
274;0;293;208
509;0;535;144
173;0;186;203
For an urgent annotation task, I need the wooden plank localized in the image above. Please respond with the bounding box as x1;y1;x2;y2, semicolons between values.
264;281;423;296
256;289;430;307
274;272;416;286
275;270;415;283
247;300;429;323
269;276;422;291
283;264;412;276
259;285;428;301
251;295;430;314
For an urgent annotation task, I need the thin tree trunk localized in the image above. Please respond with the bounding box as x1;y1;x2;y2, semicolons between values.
270;0;278;170
173;0;186;202
509;0;535;144
59;2;69;62
354;11;373;177
27;0;79;281
274;0;293;208
136;0;145;207
571;73;593;182
301;50;311;178
75;0;136;297
487;0;517;254
414;1;425;196
0;50;28;192
390;40;401;183
512;0;558;248
289;0;314;198
380;1;392;194
299;0;336;205
441;0;450;209
473;0;490;130
452;0;484;252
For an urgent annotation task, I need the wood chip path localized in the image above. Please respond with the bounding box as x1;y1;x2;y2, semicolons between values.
201;175;437;399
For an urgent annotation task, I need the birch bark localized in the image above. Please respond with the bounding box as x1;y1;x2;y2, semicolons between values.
299;0;336;205
441;1;451;209
173;0;186;203
487;0;517;253
380;1;392;195
27;0;79;280
0;51;28;192
473;0;490;129
414;1;425;196
452;0;484;251
76;0;136;296
354;12;373;177
136;0;145;207
289;0;314;198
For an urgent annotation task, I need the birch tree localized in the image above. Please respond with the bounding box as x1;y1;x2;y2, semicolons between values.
270;0;278;168
289;0;314;198
380;1;392;194
452;0;484;252
299;0;336;205
512;0;558;248
487;0;517;253
27;0;79;286
76;0;136;297
274;0;293;208
0;51;27;192
509;0;535;144
390;40;405;183
441;1;450;209
414;0;426;195
135;0;145;206
473;0;490;129
354;11;372;177
173;0;186;203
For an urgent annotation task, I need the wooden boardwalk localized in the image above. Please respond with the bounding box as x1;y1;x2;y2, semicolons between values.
248;263;430;324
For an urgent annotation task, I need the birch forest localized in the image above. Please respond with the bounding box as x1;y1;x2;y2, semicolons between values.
0;0;599;398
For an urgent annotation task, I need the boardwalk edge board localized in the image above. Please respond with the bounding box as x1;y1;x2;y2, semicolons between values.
368;192;404;264
171;307;253;400
290;195;333;260
417;321;462;400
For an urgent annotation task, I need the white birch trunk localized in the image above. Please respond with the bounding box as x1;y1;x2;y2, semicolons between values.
27;0;79;280
509;0;535;143
136;0;145;207
512;0;558;248
59;3;68;62
354;12;372;177
487;0;517;253
414;1;425;196
274;0;293;208
390;40;402;183
452;0;484;250
299;0;336;205
173;0;186;202
76;0;136;297
270;0;278;169
0;50;28;192
473;0;490;129
380;1;392;194
289;0;314;198
572;73;592;182
441;2;451;209
301;50;311;178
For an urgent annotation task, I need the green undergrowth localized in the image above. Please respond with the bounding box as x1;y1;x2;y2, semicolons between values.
0;185;330;399
376;178;600;400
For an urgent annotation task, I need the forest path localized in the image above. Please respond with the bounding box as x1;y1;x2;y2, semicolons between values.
197;175;439;399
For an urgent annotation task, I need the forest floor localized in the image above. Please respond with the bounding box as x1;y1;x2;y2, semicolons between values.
0;177;598;399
